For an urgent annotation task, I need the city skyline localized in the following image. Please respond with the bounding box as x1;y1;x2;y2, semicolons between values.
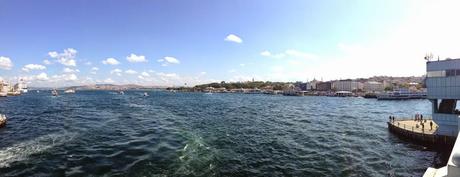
1;0;460;87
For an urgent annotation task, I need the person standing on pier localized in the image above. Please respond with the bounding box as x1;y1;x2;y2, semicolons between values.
430;121;433;130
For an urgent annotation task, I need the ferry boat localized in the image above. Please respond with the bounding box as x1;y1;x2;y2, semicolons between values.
0;114;6;128
64;89;76;94
144;92;149;96
377;89;426;100
17;78;27;93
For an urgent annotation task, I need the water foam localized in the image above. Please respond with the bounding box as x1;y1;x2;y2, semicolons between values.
0;132;77;167
175;134;216;176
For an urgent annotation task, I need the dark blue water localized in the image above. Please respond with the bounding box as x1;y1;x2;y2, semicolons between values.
0;91;445;176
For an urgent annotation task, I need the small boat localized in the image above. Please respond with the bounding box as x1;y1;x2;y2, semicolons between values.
144;92;149;97
52;89;59;96
7;91;20;96
64;89;76;94
363;93;377;98
119;90;124;95
0;92;7;97
36;90;40;93
0;114;7;128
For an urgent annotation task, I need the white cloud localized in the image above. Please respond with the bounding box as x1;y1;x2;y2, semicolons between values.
200;72;207;75
125;69;138;74
110;69;122;76
102;58;120;65
22;64;46;72
35;72;49;81
224;34;243;43
157;72;179;78
65;74;78;81
260;50;285;58
43;59;52;65
126;54;147;63
157;56;180;66
48;48;77;66
141;71;150;77
63;67;79;73
85;61;92;65
104;78;114;83
50;73;78;81
0;56;13;70
260;51;271;57
91;67;99;71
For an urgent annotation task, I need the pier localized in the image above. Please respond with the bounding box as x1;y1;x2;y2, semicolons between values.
388;118;456;149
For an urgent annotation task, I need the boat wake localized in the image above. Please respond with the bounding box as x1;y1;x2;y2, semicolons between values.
0;132;77;168
175;134;217;176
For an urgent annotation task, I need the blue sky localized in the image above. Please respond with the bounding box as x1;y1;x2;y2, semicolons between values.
0;0;459;87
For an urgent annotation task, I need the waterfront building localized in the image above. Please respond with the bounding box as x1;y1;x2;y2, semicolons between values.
425;58;460;136
294;81;308;91
332;79;363;92
316;81;332;91
363;81;384;92
306;79;318;90
0;80;7;97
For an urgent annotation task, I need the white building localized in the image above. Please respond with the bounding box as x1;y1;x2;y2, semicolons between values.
425;58;460;136
306;79;318;90
332;80;363;91
363;81;384;92
18;78;27;93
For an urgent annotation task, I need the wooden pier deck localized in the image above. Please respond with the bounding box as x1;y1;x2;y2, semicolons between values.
389;119;438;134
387;118;455;149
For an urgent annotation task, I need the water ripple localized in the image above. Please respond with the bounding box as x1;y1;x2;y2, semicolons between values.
0;91;442;176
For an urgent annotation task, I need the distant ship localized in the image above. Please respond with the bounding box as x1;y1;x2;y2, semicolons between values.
377;89;426;100
119;90;125;95
17;78;27;93
64;89;76;94
52;89;59;96
144;92;149;97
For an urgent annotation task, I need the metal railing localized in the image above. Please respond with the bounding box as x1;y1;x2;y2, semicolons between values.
388;117;437;134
